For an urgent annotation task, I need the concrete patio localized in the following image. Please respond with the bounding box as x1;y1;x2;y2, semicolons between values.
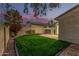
41;34;58;39
57;44;79;56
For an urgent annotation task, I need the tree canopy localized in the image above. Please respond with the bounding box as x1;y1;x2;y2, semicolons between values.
23;3;60;17
0;3;22;35
4;9;22;24
4;8;22;35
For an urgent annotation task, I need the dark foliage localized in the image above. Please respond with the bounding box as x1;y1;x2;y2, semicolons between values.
16;35;70;56
23;3;60;17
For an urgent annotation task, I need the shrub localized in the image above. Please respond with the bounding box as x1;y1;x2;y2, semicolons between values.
16;35;70;56
10;24;22;36
25;30;41;35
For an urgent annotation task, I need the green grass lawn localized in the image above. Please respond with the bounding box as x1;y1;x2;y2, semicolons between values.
16;34;70;56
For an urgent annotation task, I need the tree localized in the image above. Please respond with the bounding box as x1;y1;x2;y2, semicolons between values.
48;20;53;26
0;3;22;51
4;9;22;36
23;3;60;17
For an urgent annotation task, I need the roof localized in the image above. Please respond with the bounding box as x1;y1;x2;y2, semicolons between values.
22;16;49;26
55;4;79;20
26;19;48;26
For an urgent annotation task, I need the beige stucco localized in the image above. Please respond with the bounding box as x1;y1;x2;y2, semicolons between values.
57;6;79;44
0;25;10;55
56;23;59;35
17;23;59;37
0;25;4;55
5;26;10;47
17;24;44;36
31;24;59;35
31;25;44;34
17;25;30;36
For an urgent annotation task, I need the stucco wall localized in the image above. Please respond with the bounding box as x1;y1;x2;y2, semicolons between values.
17;24;58;36
17;24;45;37
5;26;10;47
17;24;44;37
0;25;4;55
58;7;79;44
56;23;59;35
31;25;44;34
17;25;30;36
0;25;10;55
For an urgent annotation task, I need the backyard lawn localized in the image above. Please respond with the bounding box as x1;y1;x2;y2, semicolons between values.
16;34;70;56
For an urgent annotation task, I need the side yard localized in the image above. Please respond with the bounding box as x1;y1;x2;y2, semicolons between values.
16;34;70;56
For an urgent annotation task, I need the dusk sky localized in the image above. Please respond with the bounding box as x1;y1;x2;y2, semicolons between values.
0;3;78;21
11;3;78;20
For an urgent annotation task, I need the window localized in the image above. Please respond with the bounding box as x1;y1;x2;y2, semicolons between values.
44;29;51;34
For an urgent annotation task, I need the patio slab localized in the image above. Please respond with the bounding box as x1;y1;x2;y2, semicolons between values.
41;34;58;39
2;37;17;56
57;44;79;56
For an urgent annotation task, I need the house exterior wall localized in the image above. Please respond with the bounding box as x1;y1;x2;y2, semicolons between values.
53;22;59;35
56;23;59;35
44;27;55;34
58;7;79;44
17;24;44;36
0;25;4;55
5;26;10;47
0;25;10;55
17;23;59;36
31;25;44;34
17;25;30;36
31;24;59;34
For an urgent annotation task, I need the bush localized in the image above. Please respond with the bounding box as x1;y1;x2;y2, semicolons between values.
16;35;70;56
25;30;41;35
25;30;32;34
10;24;22;36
